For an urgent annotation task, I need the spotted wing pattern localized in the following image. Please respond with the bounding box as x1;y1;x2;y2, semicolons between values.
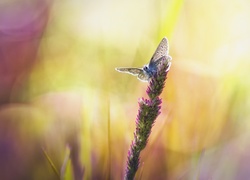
115;67;150;82
150;37;169;63
137;71;150;82
115;67;143;76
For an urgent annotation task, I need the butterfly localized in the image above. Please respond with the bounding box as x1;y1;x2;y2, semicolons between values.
115;37;172;82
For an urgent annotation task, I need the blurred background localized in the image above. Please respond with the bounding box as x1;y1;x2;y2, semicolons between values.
0;0;250;179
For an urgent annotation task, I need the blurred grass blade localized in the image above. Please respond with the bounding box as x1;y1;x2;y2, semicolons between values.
42;147;60;180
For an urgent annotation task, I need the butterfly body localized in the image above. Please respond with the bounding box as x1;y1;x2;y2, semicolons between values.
115;37;171;82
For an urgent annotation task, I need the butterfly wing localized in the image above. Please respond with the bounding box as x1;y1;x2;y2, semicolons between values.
153;54;172;67
153;56;172;71
137;71;150;82
115;37;171;82
115;67;149;82
115;67;143;76
149;37;169;64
